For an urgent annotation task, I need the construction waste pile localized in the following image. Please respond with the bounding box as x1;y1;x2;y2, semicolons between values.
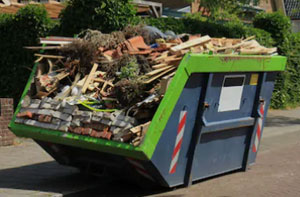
15;25;278;146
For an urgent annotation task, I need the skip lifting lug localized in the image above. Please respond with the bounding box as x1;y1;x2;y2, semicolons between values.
259;98;265;103
203;102;210;109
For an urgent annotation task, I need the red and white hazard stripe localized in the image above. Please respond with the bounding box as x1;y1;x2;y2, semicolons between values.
127;158;154;181
253;102;265;153
169;110;188;174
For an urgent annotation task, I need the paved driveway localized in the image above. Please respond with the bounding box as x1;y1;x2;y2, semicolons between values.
1;108;300;196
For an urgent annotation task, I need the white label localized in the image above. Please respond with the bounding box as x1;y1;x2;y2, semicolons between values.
218;75;245;112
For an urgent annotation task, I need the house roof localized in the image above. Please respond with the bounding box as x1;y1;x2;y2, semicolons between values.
284;0;300;20
0;1;65;19
1;1;158;18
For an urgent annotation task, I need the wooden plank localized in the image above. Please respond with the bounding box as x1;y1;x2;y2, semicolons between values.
240;47;277;55
47;59;54;74
160;74;173;95
49;68;65;74
77;75;88;87
34;54;65;59
241;40;261;49
130;121;151;134
146;65;173;77
93;78;114;87
88;82;100;91
170;35;211;53
55;73;81;100
35;56;44;63
243;36;256;42
155;55;181;64
154;51;169;61
132;138;141;146
152;63;168;69
36;64;43;78
144;67;176;84
191;46;204;53
25;46;62;50
55;71;69;81
216;36;256;51
35;87;58;99
164;71;175;78
266;47;277;54
81;63;99;93
164;56;182;63
2;0;11;6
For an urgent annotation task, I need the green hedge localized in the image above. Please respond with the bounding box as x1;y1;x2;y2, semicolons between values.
143;17;186;34
253;12;291;46
144;17;274;48
0;5;52;105
252;12;299;109
271;33;300;108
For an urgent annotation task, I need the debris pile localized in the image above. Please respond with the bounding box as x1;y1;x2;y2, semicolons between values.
16;26;278;146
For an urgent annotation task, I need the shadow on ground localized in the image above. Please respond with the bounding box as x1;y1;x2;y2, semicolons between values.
0;161;174;197
0;161;246;197
0;162;89;193
265;116;300;127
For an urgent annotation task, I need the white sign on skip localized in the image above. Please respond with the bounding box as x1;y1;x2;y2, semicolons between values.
218;75;245;112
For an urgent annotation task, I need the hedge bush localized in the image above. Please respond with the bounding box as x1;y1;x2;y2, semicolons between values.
252;12;300;109
253;12;291;45
244;27;275;47
144;17;227;36
59;0;137;36
271;33;300;108
0;5;52;105
144;17;274;48
144;17;186;34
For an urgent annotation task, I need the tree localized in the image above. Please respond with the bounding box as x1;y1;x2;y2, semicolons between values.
59;0;137;36
188;0;261;20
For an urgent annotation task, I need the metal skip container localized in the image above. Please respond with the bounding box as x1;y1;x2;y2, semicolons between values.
9;54;287;187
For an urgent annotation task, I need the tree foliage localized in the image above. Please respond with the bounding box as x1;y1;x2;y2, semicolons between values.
59;0;137;36
253;12;291;46
186;0;261;20
252;12;299;109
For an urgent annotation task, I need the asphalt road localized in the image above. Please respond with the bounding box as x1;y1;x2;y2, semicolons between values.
0;108;300;197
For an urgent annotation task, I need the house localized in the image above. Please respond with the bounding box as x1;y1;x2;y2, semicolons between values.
142;0;191;18
255;0;300;32
147;0;264;19
283;0;300;32
133;0;162;18
148;0;299;31
0;0;163;19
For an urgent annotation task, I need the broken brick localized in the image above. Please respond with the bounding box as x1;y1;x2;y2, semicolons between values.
17;111;33;119
128;36;151;50
38;115;52;123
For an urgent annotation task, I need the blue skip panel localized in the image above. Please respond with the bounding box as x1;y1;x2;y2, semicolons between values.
150;72;277;187
190;72;276;182
191;127;252;180
190;73;259;181
151;74;206;187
